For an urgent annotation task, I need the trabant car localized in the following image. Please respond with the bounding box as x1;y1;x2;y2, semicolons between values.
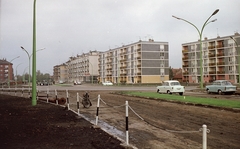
102;81;113;86
205;80;237;95
157;80;185;95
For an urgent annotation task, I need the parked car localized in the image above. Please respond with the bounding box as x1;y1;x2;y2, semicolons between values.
205;80;237;95
74;81;82;85
157;80;185;95
102;81;113;86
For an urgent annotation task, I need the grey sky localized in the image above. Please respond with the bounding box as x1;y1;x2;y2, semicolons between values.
1;0;240;75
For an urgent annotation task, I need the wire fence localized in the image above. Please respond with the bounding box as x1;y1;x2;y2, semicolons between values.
0;87;210;149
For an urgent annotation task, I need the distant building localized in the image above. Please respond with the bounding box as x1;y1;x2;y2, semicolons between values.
53;51;100;84
182;32;240;83
53;63;67;83
0;59;14;84
172;68;182;82
98;39;169;84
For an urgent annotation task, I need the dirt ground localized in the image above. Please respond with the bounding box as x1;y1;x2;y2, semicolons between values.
1;89;240;149
0;94;125;149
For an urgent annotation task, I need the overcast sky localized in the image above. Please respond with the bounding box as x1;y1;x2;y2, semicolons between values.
0;0;239;75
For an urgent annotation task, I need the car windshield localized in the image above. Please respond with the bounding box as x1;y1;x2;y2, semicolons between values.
170;82;180;86
222;81;232;85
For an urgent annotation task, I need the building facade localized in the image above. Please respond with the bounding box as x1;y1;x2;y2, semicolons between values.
0;59;14;84
98;39;169;84
65;51;99;83
53;63;67;83
182;32;240;84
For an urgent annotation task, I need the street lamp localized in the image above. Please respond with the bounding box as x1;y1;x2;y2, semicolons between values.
172;9;219;89
8;56;20;87
22;66;28;84
20;46;45;90
230;36;240;86
32;0;37;106
15;63;23;87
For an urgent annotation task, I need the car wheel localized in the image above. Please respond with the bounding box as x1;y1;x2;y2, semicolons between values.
206;89;210;94
157;89;159;93
179;92;183;96
218;90;222;95
167;90;172;94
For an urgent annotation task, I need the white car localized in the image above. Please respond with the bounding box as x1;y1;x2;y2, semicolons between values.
102;81;113;86
157;80;185;95
206;80;237;95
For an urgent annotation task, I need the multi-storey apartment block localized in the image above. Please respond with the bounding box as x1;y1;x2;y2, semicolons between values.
0;59;14;84
182;32;240;84
65;51;99;83
98;39;169;84
53;63;67;83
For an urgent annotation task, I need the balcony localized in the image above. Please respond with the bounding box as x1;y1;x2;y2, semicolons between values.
217;62;225;65
209;71;216;74
217;71;225;74
216;45;224;48
208;45;215;49
209;63;216;66
208;54;215;57
182;57;189;60
120;58;126;62
120;65;127;69
217;53;224;56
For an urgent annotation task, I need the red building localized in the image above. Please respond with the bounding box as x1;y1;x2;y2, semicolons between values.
172;68;182;82
0;59;14;84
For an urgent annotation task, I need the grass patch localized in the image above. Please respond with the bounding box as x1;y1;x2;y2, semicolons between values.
120;91;240;109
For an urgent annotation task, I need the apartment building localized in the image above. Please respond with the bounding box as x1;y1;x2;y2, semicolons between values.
53;63;67;83
182;32;240;84
65;51;99;83
98;39;169;84
0;59;14;84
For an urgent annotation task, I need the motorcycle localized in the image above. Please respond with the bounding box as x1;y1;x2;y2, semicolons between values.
82;92;92;108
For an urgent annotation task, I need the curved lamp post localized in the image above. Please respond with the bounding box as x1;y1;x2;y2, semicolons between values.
230;36;240;86
8;56;20;87
22;66;29;84
20;46;45;90
172;9;219;89
15;63;23;87
21;46;30;89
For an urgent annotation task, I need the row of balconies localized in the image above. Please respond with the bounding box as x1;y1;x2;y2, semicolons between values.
182;71;227;76
182;52;237;60
183;62;236;67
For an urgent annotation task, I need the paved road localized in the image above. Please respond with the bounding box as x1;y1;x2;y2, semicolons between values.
35;84;199;91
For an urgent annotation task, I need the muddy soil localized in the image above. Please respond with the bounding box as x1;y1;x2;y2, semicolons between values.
0;94;125;149
1;89;240;149
34;89;240;149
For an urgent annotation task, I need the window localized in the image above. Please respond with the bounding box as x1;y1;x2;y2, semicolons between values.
160;45;164;50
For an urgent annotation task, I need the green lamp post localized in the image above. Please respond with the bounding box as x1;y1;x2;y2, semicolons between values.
172;9;219;89
32;0;37;106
